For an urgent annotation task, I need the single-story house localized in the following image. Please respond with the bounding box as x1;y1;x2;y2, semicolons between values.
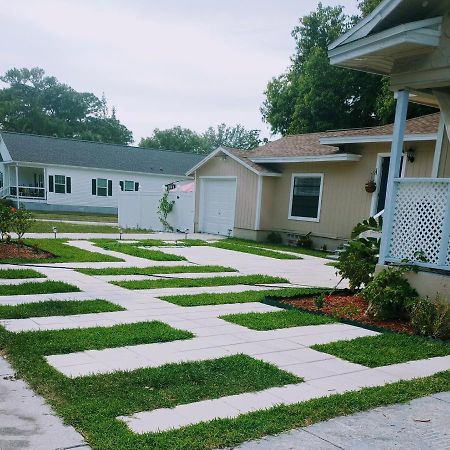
187;113;441;250
0;132;202;214
328;0;450;298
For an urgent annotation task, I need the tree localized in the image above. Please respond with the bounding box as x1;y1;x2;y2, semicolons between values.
140;124;261;153
0;67;133;144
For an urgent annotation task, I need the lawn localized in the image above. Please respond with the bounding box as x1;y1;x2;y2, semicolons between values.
0;280;80;296
0;299;124;319
161;287;327;306
0;268;46;279
313;333;450;367
221;309;335;330
112;274;288;290
1;239;123;264
31;211;118;223
210;241;302;260
76;265;237;276
92;240;186;261
30;221;149;234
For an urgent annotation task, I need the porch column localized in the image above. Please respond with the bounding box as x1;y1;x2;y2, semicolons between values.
15;164;19;208
379;89;409;265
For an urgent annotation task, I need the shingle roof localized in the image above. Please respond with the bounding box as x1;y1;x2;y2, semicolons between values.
0;132;203;176
221;147;281;174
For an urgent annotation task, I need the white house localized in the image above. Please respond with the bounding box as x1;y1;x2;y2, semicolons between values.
0;132;203;214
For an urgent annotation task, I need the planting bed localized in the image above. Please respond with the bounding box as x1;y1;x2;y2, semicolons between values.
0;241;53;260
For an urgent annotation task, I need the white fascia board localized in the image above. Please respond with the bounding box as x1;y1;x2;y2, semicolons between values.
185;147;223;176
0;135;12;162
320;133;438;145
249;154;362;164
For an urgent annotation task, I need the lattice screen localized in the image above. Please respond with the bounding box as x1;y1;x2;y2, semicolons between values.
388;180;450;266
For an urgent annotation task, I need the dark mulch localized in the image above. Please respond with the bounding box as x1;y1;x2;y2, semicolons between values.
280;294;414;334
0;242;53;260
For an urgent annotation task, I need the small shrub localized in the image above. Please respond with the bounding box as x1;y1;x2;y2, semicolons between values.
297;232;312;248
362;266;418;320
157;190;175;232
314;293;325;310
410;296;450;340
266;231;283;245
12;208;35;240
0;205;15;240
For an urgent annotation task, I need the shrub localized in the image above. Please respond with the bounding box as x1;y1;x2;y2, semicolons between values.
362;266;418;320
314;293;325;310
157;190;175;232
0;205;15;240
266;231;283;245
410;296;450;340
297;232;312;248
12;208;35;240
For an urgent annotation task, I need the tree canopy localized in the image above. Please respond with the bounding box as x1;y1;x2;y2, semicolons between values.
261;1;435;135
0;67;133;145
139;123;261;154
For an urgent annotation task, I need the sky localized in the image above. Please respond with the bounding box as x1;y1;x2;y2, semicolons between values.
1;0;359;144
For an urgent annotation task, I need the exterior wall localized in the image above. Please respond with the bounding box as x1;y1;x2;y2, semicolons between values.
438;131;450;177
194;154;259;232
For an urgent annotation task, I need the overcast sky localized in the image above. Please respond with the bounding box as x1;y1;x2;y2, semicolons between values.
1;0;359;144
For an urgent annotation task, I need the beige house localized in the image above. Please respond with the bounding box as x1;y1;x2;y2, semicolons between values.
188;113;440;250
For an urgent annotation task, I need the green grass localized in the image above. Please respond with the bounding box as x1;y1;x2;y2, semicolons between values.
1;239;123;264
210;241;302;259
0;280;80;296
92;240;186;261
0;299;124;319
30;221;150;234
162;287;327;306
31;211;118;223
76;265;237;276
313;333;450;368
113;274;288;290
0;268;46;279
221;309;335;330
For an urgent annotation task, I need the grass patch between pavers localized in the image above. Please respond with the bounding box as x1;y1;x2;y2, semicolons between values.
210;241;302;259
112;274;288;290
0;299;124;319
0;280;80;296
92;240;186;261
76;265;237;276
313;333;450;368
162;287;327;306
221;309;336;330
0;268;46;279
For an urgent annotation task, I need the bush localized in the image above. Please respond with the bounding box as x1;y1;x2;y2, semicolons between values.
0;205;15;240
266;231;283;245
410;296;450;340
297;232;312;248
362;267;418;320
12;208;35;240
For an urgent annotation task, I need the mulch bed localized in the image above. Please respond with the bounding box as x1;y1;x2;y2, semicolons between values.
280;294;414;334
0;242;53;260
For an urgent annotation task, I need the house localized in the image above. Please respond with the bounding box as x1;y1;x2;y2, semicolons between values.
0;132;202;214
328;0;450;298
187;113;440;250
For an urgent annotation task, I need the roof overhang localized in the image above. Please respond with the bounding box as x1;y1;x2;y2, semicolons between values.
249;154;362;164
0;134;12;162
320;133;437;145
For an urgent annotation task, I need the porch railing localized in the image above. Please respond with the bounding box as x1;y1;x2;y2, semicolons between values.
383;178;450;271
8;186;46;200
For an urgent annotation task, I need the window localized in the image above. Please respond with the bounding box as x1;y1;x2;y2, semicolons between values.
124;180;134;191
54;175;66;194
120;180;139;191
289;174;323;222
49;175;71;194
92;178;112;196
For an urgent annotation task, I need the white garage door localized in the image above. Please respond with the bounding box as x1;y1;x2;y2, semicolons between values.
200;178;236;236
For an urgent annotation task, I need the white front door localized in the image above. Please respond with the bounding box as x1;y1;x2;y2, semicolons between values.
200;178;236;236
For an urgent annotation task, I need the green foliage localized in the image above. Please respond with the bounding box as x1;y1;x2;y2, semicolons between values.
0;268;44;279
410;296;450;340
0;204;14;240
77;265;237;276
139;123;261;153
11;207;35;239
0;280;80;296
0;67;132;144
266;231;283;245
157;190;175;231
362;267;418;320
314;293;325;310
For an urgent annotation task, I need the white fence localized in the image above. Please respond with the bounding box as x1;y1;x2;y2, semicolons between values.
383;178;450;270
118;190;194;232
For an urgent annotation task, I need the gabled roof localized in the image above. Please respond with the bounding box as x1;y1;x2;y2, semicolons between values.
0;131;203;177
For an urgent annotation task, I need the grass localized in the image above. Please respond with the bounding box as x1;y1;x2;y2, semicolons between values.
92;240;186;261
1;239;123;264
211;241;302;260
1;323;450;449
221;309;335;330
0;299;124;319
30;221;149;234
313;333;450;368
112;274;288;290
31;211;118;223
76;265;237;276
162;287;327;306
0;280;80;296
0;268;46;279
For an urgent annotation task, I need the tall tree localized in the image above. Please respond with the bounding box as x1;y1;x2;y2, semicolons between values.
0;67;133;144
203;123;261;151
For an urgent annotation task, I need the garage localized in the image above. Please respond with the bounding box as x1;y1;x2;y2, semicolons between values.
199;177;236;236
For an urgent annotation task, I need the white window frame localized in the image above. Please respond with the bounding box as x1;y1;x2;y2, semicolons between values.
97;178;108;197
288;173;324;222
124;180;135;191
54;174;66;194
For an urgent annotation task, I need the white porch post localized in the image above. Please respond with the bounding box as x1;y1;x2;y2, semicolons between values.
431;115;445;178
15;164;19;208
379;89;409;265
254;175;263;230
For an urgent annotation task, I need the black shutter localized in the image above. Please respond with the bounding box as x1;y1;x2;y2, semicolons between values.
92;179;96;195
108;179;113;196
134;182;139;192
48;175;54;192
66;177;71;194
119;181;124;191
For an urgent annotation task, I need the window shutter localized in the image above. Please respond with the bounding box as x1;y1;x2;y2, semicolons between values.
134;182;139;192
66;177;71;194
48;175;54;192
108;179;113;196
92;179;96;195
119;181;124;191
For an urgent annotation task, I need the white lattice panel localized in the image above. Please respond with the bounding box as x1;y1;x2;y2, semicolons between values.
388;180;450;266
